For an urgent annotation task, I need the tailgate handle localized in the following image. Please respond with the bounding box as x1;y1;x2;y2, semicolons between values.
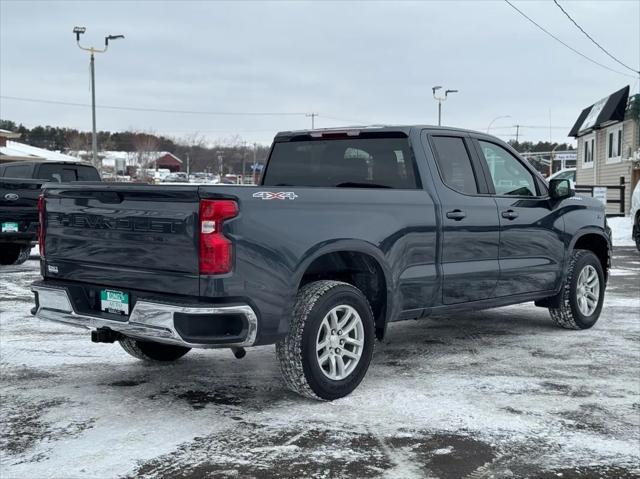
96;192;124;204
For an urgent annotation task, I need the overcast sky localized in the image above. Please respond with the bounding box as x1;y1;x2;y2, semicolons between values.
1;0;638;146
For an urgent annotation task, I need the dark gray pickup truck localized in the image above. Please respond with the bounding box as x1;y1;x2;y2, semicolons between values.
0;160;100;264
31;126;611;400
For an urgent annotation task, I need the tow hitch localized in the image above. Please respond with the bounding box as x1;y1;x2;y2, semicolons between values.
91;328;122;343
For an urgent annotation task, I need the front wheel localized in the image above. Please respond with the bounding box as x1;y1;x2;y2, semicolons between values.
276;280;375;400
549;249;605;329
119;337;191;361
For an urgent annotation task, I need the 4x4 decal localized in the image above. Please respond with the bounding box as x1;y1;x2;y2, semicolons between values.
252;192;298;200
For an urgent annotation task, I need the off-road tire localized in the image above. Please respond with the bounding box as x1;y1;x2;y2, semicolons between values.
548;249;605;330
276;280;375;401
0;244;30;265
119;337;191;361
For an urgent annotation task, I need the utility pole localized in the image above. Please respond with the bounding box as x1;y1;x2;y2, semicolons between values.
241;141;247;184
432;86;458;126
186;153;190;177
515;124;520;143
73;27;124;166
252;142;258;184
306;113;318;129
217;151;223;179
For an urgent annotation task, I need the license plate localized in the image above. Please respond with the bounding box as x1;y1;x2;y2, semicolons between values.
100;289;130;315
1;222;19;233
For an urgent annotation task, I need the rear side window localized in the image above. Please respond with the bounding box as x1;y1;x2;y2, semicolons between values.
36;165;78;182
2;164;32;178
431;136;478;195
262;137;419;189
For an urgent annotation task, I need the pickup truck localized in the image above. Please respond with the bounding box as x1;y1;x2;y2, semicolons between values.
31;126;611;400
0;160;100;265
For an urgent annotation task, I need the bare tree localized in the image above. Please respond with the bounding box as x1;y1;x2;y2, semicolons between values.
132;130;160;175
65;132;91;158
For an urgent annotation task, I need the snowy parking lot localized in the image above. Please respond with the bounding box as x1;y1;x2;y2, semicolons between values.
1;244;639;478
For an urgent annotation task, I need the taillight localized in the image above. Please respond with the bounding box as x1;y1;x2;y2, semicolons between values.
199;199;238;274
38;193;45;258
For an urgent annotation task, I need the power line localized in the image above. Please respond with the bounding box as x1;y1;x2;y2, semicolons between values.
0;95;309;117
504;0;636;79
488;125;571;130
553;0;639;76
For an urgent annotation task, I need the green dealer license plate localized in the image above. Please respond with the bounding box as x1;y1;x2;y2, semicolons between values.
100;289;130;315
1;222;19;233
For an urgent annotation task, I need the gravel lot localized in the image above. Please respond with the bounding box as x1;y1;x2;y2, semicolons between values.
1;247;639;479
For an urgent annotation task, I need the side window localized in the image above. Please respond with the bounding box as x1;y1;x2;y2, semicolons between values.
77;166;100;181
478;141;537;197
3;164;32;178
431;136;478;195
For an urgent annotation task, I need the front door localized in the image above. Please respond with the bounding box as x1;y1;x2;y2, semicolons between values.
473;138;565;296
425;132;500;304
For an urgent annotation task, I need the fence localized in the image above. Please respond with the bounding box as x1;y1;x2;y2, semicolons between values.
574;176;626;217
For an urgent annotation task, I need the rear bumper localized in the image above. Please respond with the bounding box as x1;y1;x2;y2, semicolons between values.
0;231;37;245
31;284;258;349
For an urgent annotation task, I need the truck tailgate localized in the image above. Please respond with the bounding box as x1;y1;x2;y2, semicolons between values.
43;184;200;296
0;179;43;225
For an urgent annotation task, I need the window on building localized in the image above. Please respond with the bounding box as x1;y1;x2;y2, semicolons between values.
606;126;623;163
582;135;595;169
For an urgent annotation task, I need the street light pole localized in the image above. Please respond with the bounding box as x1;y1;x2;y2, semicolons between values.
73;27;124;166
90;53;97;163
487;115;512;133
432;86;458;126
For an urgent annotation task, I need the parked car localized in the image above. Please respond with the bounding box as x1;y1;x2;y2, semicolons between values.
31;126;611;399
547;167;576;183
0;160;100;265
631;181;640;251
163;172;188;183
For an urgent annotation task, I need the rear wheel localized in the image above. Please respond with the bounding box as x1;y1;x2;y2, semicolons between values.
276;280;375;400
119;337;191;361
0;244;30;265
548;249;605;330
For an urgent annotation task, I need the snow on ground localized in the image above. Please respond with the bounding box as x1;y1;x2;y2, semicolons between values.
1;249;639;478
609;216;635;248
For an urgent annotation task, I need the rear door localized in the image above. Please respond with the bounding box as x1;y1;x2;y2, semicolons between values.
43;184;200;296
423;131;500;304
472;137;564;296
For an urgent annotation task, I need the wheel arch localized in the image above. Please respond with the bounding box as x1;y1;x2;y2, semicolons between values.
293;240;393;340
569;228;611;282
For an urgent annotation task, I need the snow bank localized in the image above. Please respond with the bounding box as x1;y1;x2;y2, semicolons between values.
608;216;635;247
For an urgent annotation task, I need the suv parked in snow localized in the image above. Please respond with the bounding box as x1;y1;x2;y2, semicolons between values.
0;160;100;265
31;126;611;400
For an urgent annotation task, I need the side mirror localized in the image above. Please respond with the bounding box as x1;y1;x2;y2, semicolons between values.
549;178;574;200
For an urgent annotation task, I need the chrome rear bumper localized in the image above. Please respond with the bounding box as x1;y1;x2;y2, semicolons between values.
31;284;257;349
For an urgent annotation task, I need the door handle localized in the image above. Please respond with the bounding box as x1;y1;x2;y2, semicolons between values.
446;209;466;221
501;209;519;220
